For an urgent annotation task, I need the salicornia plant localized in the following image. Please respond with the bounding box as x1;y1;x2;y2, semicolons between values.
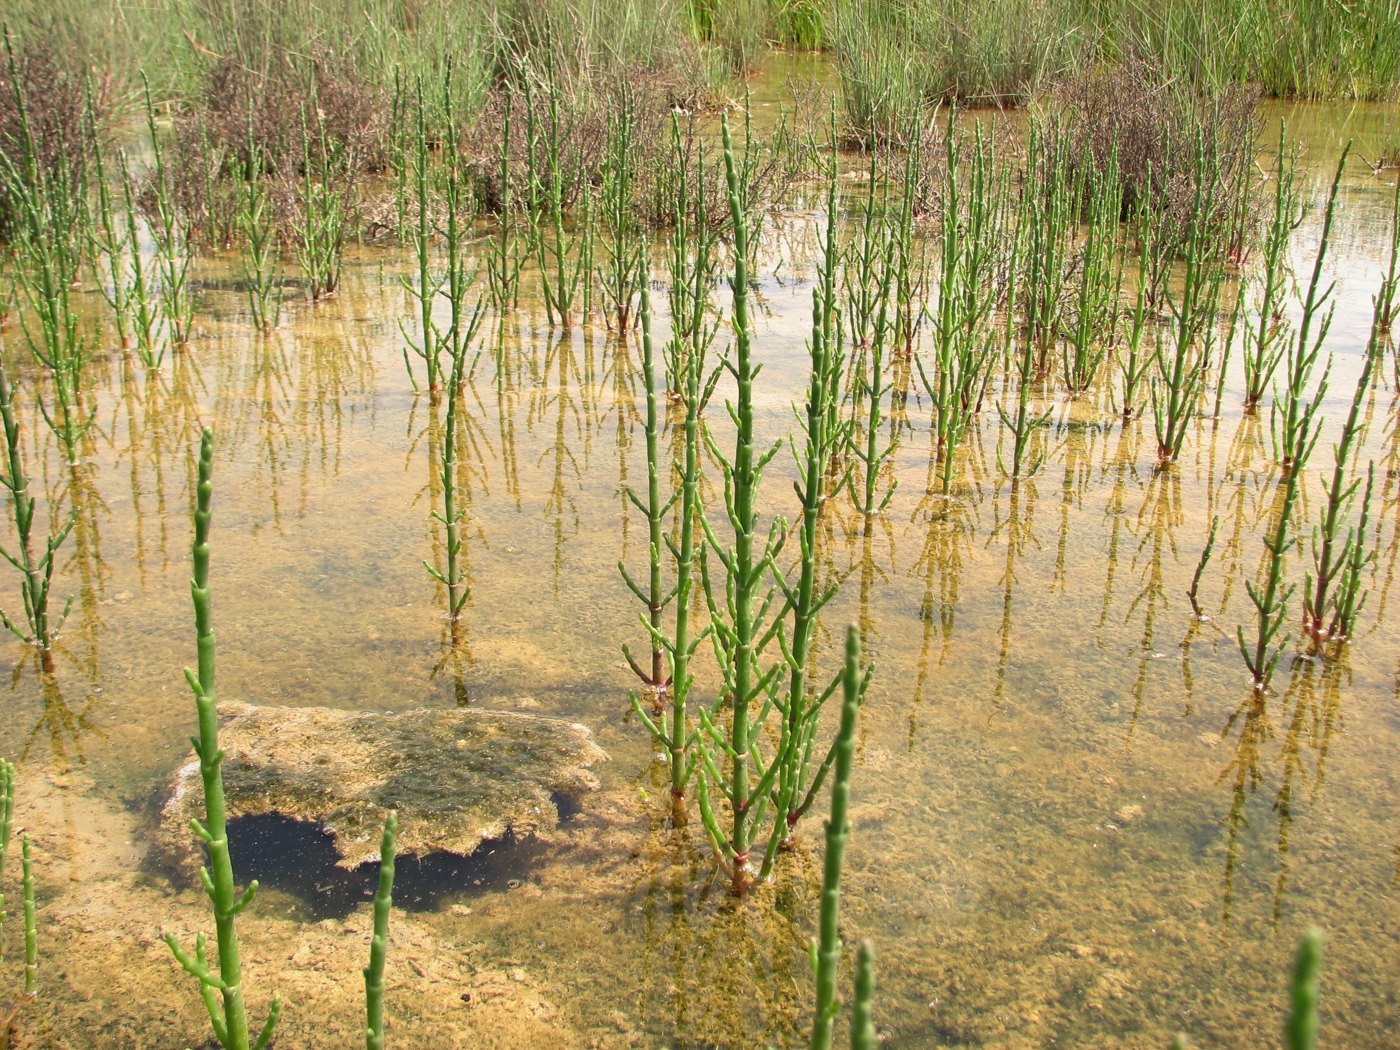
1302;296;1379;647
0;353;76;668
695;115;787;895
239;108;282;334
808;625;867;1050
598;85;643;334
2;37;93;465
485;91;526;314
1242;127;1302;413
766;150;854;869
620;285;671;695
631;147;718;819
1272;147;1350;478
143;79;195;347
528;46;585;331
164;429;282;1050
401;77;445;394
295;111;349;303
363;812;398;1050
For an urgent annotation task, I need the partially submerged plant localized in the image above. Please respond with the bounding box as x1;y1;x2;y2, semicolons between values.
695;115;787;894
620;285;672;696
1243;128;1303;413
0;353;76;667
1;758;39;1013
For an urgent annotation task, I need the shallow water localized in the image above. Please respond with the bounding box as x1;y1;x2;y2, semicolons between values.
1;77;1399;1048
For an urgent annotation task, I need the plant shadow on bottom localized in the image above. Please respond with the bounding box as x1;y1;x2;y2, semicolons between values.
227;811;562;921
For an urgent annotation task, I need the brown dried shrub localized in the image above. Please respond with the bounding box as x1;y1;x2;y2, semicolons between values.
164;46;388;245
0;31;103;237
1052;54;1260;233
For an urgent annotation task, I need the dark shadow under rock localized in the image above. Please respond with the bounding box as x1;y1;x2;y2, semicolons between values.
227;814;552;920
154;702;607;881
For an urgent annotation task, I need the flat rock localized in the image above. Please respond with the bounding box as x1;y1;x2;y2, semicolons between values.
154;702;607;877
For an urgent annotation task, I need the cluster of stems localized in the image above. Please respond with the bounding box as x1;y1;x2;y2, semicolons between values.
1;37;93;464
597;85;644;334
1063;145;1125;394
769;148;854;860
239;108;283;334
1243;128;1303;412
620;286;672;694
627;125;719;820
525;46;590;331
1271;147;1350;477
1152;135;1229;466
1302;300;1379;647
295;111;349;302
143;80;196;348
485;92;526;313
920;115;1003;494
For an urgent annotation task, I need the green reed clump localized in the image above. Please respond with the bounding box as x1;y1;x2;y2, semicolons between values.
401;78;444;392
846;239;898;519
114;149;164;368
996;190;1050;482
842;148;887;352
423;302;477;641
401;74;484;398
165;429;282;1050
0;354;75;666
663;115;719;398
890;123;930;360
1020;119;1077;372
1243;128;1303;412
695;115;787;895
363;811;397;1050
86;93;135;354
1271;147;1349;477
809;625;867;1050
419;83;485;637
